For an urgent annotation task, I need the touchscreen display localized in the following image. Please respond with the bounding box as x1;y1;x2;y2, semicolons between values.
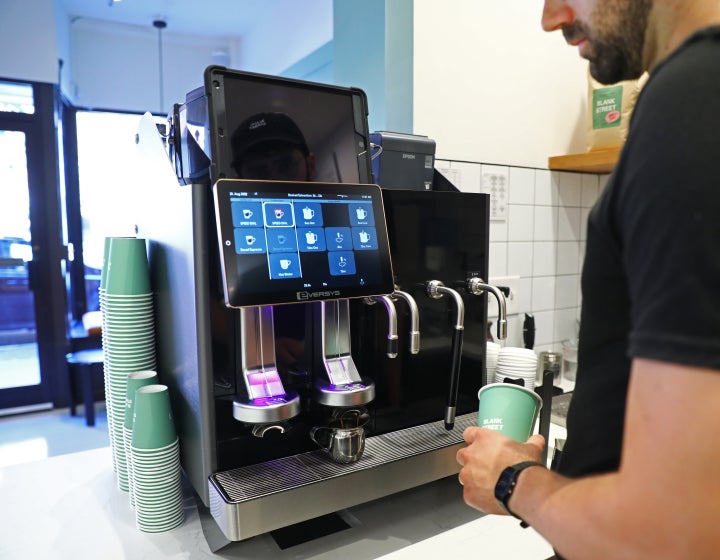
213;179;394;308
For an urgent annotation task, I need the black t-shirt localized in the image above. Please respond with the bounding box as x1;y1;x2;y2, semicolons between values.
557;27;720;478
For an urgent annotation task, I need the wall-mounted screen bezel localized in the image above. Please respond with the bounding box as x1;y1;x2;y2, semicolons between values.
203;65;373;185
213;179;394;308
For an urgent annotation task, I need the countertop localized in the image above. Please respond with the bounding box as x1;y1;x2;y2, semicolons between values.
0;427;565;560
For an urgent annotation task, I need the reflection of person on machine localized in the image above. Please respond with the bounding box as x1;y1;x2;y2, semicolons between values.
231;112;316;182
230;111;316;372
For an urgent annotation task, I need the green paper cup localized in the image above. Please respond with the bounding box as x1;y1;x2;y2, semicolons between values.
101;236;134;290
124;371;159;429
477;383;543;442
105;237;151;295
132;384;176;449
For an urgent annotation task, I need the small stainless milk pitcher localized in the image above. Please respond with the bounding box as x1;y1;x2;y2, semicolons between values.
310;409;369;463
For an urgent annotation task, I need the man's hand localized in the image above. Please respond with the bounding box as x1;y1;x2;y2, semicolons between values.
456;427;546;514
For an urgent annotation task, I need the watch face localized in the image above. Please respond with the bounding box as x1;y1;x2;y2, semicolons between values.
494;461;543;516
494;467;516;502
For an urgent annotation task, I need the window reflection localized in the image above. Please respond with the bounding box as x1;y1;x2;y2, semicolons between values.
0;81;34;114
74;110;165;312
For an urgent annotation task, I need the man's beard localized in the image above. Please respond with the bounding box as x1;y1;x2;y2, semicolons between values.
563;0;652;84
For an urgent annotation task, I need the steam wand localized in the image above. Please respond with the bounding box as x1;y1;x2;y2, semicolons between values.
466;277;508;341
392;288;420;354
426;280;465;430
364;295;399;358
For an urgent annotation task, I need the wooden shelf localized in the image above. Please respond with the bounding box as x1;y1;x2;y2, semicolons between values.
548;146;621;173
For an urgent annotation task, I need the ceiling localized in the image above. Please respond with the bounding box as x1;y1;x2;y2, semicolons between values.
57;0;298;37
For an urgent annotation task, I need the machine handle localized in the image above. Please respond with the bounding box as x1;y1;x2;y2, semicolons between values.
538;369;554;466
309;426;331;450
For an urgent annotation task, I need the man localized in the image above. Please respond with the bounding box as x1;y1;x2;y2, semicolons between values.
230;111;316;182
456;1;720;558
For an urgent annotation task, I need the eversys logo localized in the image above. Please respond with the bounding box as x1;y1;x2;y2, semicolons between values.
297;290;341;301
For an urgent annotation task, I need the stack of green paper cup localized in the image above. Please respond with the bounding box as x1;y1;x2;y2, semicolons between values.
124;370;159;509
99;236;133;473
131;384;184;533
101;236;156;492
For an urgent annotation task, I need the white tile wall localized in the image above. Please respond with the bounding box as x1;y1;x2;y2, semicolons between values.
436;160;610;351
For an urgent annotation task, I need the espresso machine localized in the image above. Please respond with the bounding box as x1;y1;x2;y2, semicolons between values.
136;66;506;547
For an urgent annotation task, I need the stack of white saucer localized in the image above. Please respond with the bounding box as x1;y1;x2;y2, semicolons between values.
495;347;538;389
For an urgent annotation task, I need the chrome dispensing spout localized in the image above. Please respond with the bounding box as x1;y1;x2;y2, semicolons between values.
232;306;301;424
315;300;375;407
426;280;465;431
392;288;420;354
466;277;508;340
364;295;399;358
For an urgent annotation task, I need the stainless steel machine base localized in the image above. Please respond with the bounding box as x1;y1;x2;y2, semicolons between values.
208;412;476;541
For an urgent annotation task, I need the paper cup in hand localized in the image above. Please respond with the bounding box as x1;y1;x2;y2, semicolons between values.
132;384;176;449
477;383;543;442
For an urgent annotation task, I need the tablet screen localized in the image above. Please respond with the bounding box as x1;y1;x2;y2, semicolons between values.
213;179;394;307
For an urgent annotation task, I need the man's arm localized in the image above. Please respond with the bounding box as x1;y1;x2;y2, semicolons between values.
457;358;720;558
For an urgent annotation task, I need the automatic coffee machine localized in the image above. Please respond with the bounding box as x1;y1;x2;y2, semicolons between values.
137;66;506;546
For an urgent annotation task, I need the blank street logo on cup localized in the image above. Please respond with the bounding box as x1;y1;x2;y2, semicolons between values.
482;417;504;431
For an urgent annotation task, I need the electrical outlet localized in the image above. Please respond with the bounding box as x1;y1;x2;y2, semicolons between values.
487;275;521;317
482;169;509;221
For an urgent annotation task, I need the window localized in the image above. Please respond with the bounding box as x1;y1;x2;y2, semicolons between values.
0;81;34;114
73;110;166;312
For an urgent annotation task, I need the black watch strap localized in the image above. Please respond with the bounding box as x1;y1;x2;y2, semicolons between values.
494;460;544;524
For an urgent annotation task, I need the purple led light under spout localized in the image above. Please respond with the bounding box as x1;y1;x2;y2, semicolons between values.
247;371;284;399
251;396;290;407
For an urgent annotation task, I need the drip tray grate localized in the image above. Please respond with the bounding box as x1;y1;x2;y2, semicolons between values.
211;413;475;503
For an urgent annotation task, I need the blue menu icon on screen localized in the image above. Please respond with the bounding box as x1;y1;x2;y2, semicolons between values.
328;251;356;276
268;253;301;279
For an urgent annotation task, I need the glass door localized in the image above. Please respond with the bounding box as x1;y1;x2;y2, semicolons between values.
0;81;62;412
0;128;51;409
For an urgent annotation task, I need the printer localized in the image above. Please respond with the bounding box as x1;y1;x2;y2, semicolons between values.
370;131;436;191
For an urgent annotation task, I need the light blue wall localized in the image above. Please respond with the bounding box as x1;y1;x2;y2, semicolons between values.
2;0;413;134
333;0;387;132
282;41;334;85
288;0;412;134
384;0;413;133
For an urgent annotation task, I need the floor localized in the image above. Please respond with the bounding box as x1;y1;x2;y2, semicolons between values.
0;403;110;468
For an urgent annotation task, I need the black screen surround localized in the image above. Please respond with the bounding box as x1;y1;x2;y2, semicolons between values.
203;66;373;185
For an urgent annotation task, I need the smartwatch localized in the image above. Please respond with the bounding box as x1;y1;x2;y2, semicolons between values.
494;460;544;525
